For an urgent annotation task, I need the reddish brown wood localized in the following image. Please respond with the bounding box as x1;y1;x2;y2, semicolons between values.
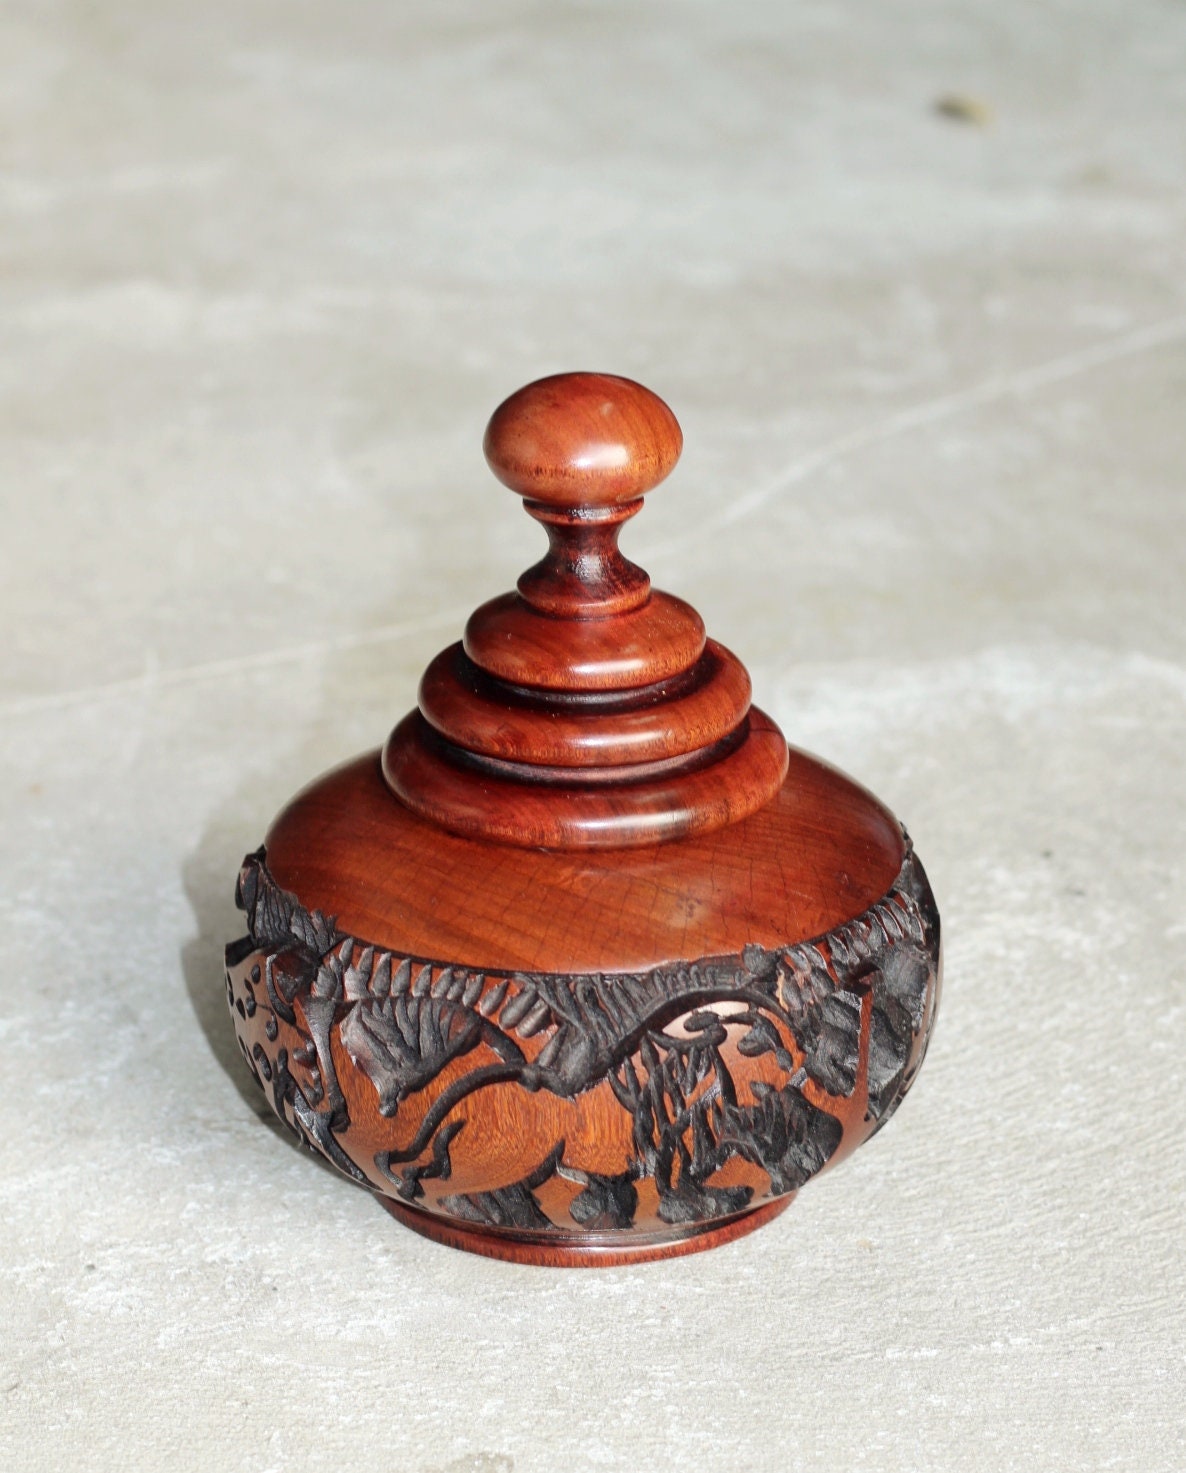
267;748;904;973
383;709;789;850
223;370;943;1267
386;372;788;847
380;1193;793;1267
516;498;651;618
417;641;752;768
483;371;682;506
462;589;706;691
225;838;939;1264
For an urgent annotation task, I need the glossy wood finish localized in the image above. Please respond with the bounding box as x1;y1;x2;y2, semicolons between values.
267;747;905;973
462;589;707;691
384;372;787;847
226;837;939;1265
225;371;943;1266
515;499;650;618
383;709;790;849
418;640;752;768
381;1193;792;1268
483;371;682;507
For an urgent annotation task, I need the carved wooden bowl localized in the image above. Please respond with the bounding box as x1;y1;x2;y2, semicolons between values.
225;373;941;1266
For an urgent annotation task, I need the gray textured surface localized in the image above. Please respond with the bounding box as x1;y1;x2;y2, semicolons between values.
2;3;1185;1469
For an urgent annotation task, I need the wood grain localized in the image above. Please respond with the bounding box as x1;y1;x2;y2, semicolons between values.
384;372;787;845
266;746;904;973
225;371;941;1266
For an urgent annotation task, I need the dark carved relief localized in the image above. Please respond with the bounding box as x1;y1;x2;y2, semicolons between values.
226;842;940;1235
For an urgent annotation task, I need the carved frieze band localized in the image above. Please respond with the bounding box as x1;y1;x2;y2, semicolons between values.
225;843;940;1234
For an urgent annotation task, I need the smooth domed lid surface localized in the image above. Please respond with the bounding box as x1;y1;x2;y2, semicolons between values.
266;749;905;974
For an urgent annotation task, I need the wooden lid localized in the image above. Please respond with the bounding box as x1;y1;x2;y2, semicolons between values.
382;373;789;848
263;372;907;973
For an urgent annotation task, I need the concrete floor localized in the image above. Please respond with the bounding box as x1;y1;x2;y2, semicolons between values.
2;2;1184;1469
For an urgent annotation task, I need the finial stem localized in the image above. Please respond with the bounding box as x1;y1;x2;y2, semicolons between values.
517;498;650;618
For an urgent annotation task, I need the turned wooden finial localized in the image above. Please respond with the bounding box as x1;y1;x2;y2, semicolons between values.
483;371;683;506
482;374;682;621
382;372;789;847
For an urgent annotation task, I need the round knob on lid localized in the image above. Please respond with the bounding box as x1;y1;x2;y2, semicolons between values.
483;372;683;507
475;373;697;640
